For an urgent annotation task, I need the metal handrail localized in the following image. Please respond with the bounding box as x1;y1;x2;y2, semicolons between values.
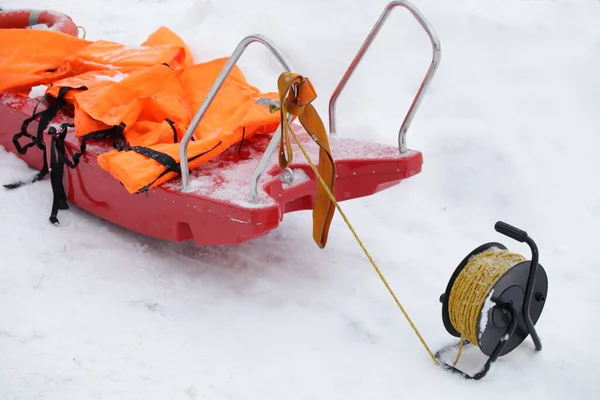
327;1;441;153
248;128;282;203
179;34;292;190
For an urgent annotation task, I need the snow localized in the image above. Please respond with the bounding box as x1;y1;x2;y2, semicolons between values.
479;288;495;342
28;23;50;30
28;84;48;98
1;0;600;399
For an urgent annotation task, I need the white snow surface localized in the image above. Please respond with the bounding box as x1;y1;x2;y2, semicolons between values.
27;84;48;99
1;0;600;399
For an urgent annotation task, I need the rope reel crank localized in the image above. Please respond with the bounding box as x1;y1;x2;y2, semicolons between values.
436;221;548;380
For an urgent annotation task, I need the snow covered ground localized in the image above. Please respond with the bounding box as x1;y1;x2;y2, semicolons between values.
1;0;599;398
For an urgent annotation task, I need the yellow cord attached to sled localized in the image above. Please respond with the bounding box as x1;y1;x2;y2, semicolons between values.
275;72;548;380
282;114;439;366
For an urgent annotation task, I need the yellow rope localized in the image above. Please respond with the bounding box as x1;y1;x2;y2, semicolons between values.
447;247;525;365
283;117;439;366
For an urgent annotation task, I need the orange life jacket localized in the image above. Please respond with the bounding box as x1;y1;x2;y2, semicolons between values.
0;26;281;193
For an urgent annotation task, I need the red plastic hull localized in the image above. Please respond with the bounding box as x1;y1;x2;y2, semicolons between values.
0;92;423;245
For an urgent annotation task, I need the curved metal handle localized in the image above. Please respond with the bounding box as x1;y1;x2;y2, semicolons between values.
327;1;441;153
179;34;292;190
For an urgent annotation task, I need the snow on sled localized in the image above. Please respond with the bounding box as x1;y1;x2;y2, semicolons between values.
0;2;440;246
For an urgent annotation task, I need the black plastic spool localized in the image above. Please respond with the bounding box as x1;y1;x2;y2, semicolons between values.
436;221;548;380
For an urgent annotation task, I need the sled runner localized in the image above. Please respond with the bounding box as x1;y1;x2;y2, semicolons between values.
0;2;440;246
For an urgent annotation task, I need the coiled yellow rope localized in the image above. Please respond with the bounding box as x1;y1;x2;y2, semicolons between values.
448;247;525;365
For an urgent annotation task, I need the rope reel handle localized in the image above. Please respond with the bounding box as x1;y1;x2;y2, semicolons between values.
495;220;543;352
495;220;528;242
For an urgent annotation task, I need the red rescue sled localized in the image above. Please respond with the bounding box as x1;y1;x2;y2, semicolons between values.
0;2;441;245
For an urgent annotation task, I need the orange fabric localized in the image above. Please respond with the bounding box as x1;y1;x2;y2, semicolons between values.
0;29;90;94
277;73;336;248
0;26;282;193
96;60;281;191
141;26;194;68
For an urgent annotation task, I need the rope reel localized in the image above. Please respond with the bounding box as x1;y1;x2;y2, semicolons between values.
436;221;548;379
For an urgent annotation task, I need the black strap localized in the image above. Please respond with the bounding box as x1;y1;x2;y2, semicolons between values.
3;91;127;224
72;122;128;165
48;124;72;223
130;140;222;193
10;95;47;155
165;118;178;143
46;122;128;224
165;118;195;142
238;127;251;160
4;98;225;217
127;146;181;174
4;87;72;190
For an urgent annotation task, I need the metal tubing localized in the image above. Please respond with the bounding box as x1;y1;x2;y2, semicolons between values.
249;127;281;204
248;113;296;203
327;1;441;153
179;34;291;190
523;236;542;351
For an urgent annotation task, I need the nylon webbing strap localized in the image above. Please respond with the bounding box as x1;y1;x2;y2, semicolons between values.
3;87;71;190
48;124;72;223
277;73;336;248
128;137;222;194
